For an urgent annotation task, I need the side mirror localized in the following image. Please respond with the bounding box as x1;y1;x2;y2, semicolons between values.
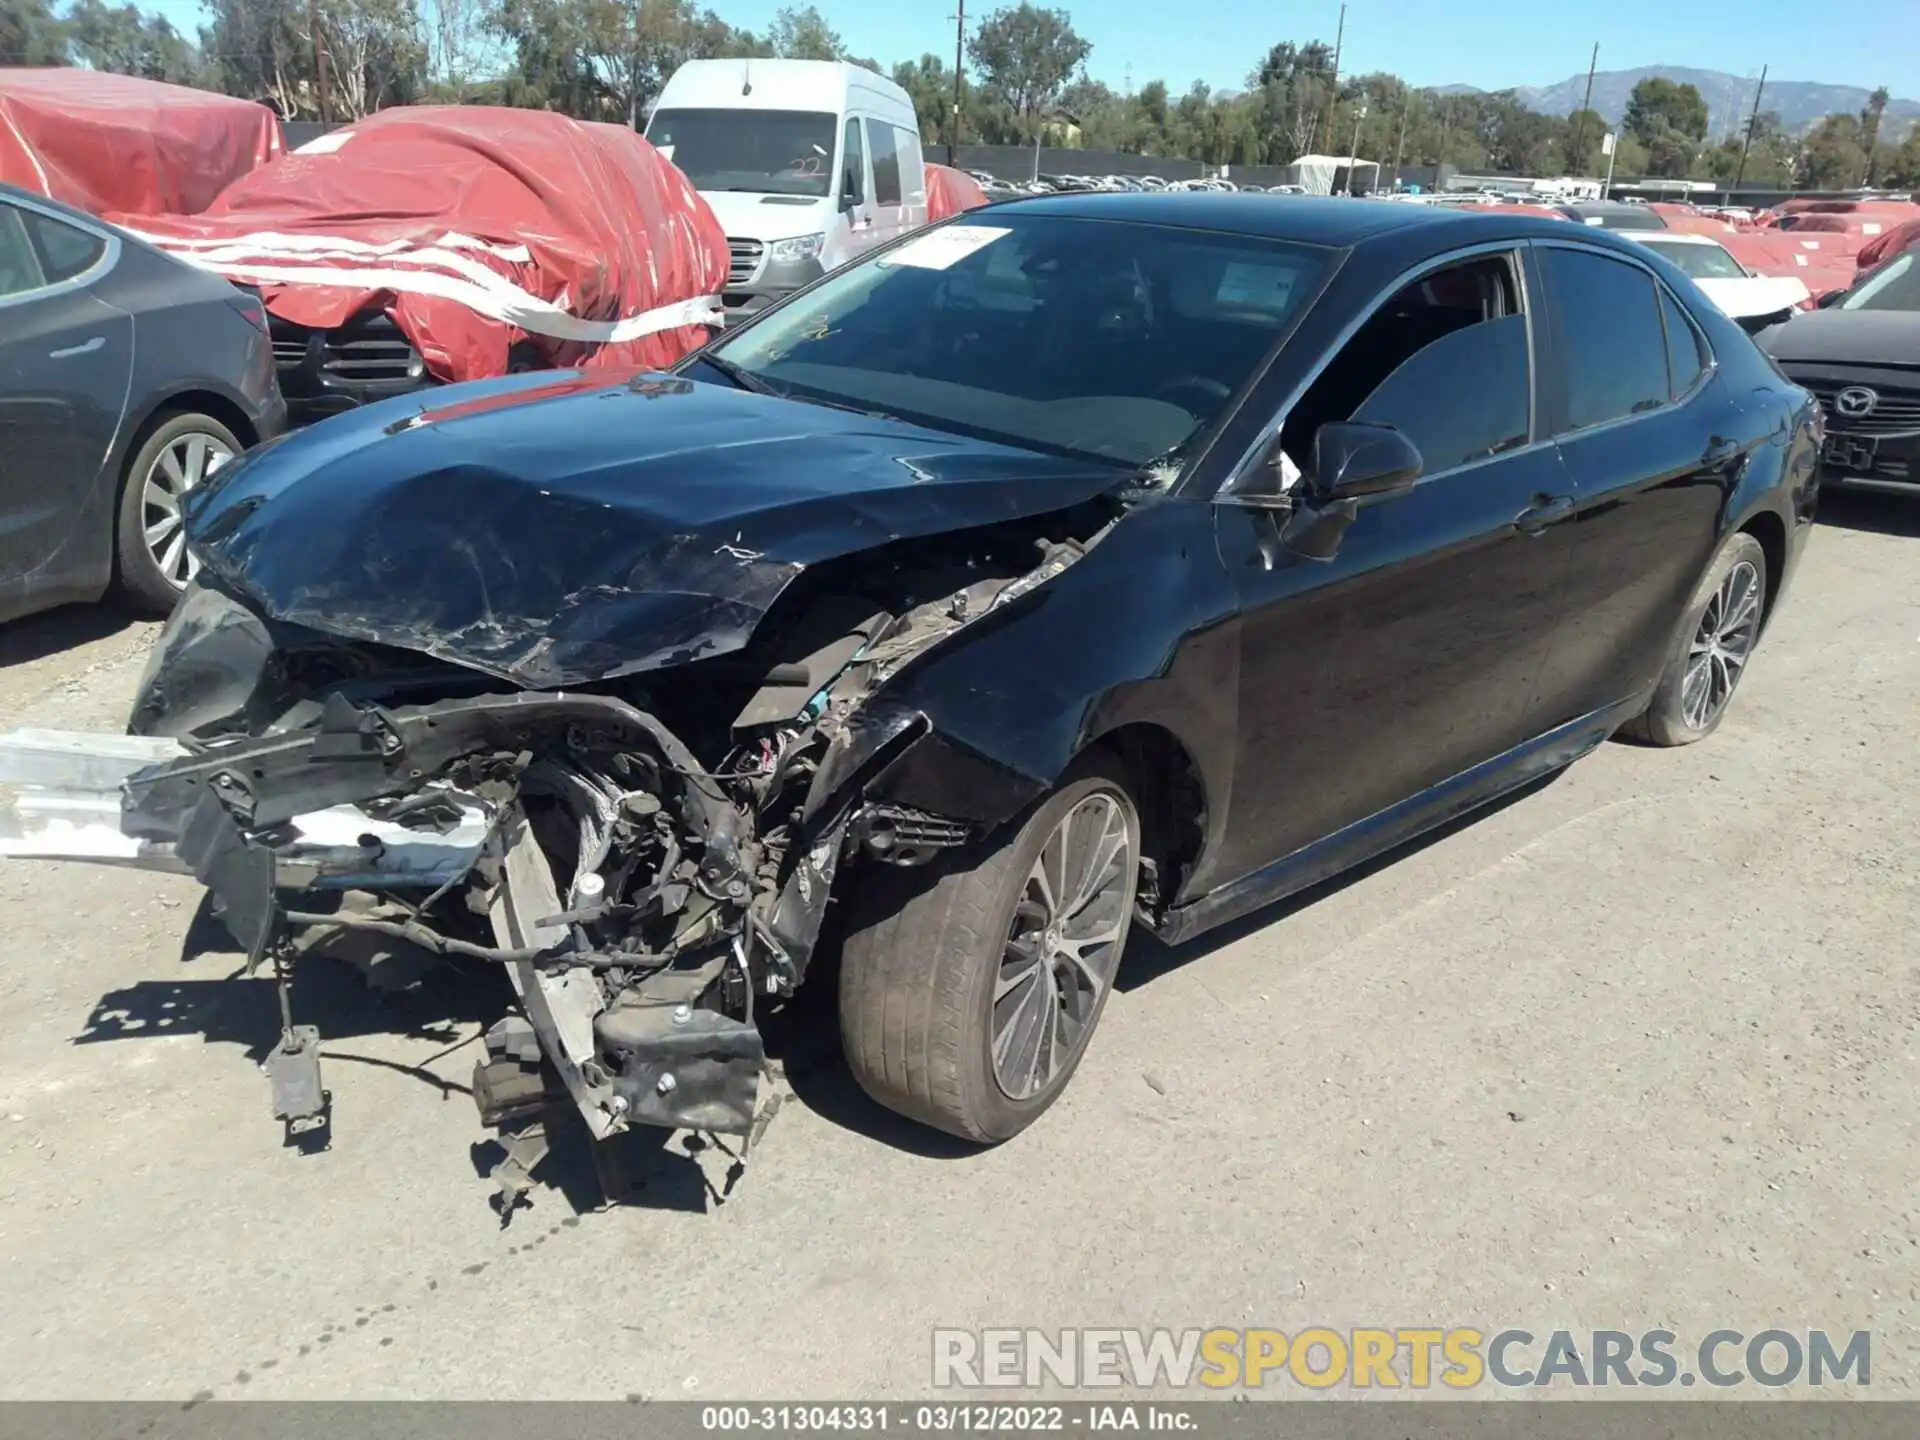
1308;421;1423;501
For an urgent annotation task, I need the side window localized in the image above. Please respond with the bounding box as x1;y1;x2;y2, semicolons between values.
840;118;865;207
21;209;106;282
868;119;902;206
1280;253;1529;478
1541;246;1671;431
0;205;49;298
1349;315;1531;475
894;125;924;199
1660;288;1706;400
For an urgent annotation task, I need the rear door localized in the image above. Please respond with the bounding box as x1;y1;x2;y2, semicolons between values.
0;198;134;596
1530;241;1745;722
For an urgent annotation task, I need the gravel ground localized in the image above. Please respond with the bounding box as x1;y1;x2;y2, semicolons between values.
0;492;1915;1401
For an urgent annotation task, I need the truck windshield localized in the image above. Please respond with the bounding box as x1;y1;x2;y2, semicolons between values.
646;109;838;197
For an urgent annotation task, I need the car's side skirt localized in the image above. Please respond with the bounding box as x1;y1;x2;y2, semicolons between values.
1150;697;1644;948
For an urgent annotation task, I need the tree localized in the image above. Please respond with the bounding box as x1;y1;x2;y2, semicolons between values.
200;0;423;118
1798;113;1867;190
1858;86;1889;186
1624;77;1709;145
966;4;1089;142
65;0;204;82
422;0;485;99
1;0;69;64
892;53;958;144
487;0;749;125
1562;106;1605;175
766;4;840;60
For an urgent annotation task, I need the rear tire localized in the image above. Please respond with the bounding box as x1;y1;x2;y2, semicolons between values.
1621;531;1767;747
114;412;241;615
839;753;1140;1143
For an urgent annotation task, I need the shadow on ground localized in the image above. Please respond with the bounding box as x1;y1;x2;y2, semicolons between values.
0;602;147;669
1817;489;1920;539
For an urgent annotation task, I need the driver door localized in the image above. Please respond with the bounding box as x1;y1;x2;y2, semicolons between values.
1207;247;1578;885
825;117;875;271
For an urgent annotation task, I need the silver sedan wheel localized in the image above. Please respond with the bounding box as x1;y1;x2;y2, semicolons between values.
140;431;234;588
991;791;1134;1101
1681;557;1761;729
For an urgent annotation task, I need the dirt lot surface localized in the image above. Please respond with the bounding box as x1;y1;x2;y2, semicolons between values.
1;493;1915;1401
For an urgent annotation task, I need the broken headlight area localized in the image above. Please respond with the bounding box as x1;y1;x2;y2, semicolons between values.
1;509;1108;1207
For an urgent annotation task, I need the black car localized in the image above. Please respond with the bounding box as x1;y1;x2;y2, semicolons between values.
1759;247;1919;495
1558;200;1668;231
0;184;287;620
53;194;1818;1185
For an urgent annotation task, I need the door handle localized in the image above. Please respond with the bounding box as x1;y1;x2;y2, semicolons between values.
49;336;105;359
1513;493;1575;535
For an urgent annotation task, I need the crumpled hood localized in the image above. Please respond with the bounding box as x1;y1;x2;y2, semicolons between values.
1760;308;1920;366
185;369;1127;687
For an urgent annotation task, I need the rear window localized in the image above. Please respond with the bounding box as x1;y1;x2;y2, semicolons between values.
21;209;105;282
1540;246;1672;431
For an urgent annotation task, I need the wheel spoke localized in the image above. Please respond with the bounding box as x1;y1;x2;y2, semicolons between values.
182;436;210;487
143;513;181;549
1721;586;1760;637
1681;660;1712;727
159;530;186;582
159;447;186;488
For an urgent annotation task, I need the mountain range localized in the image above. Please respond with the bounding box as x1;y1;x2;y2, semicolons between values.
1434;66;1920;140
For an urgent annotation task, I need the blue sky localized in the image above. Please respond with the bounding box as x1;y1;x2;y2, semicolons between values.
149;0;1919;99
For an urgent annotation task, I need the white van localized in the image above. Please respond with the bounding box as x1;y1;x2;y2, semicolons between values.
646;59;927;324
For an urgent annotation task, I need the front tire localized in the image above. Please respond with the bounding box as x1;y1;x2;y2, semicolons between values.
1622;531;1767;747
839;754;1141;1143
114;412;241;614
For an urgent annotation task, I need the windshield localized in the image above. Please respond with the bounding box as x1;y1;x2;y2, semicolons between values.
645;109;837;197
1841;252;1920;312
699;213;1331;467
1641;239;1747;279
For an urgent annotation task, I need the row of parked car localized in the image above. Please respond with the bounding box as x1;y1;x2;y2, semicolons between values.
968;169;1307;198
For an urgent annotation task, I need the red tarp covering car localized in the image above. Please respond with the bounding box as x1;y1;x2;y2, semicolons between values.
1647;202;1736;234
1720;232;1858;305
113;106;729;384
0;68;282;216
1857;217;1920;272
924;163;989;222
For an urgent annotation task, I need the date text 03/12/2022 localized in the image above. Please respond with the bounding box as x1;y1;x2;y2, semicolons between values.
701;1405;1196;1431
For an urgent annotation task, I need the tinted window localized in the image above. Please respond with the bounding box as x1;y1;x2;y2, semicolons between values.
21;209;105;282
1542;247;1671;431
868;120;902;205
1349;314;1531;475
1841;252;1920;312
1660;289;1705;399
709;214;1329;466
840;118;864;205
0;205;47;298
644;109;837;197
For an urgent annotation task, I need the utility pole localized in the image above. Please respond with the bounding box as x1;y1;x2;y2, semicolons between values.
307;0;332;124
1347;103;1367;194
1391;93;1411;190
1732;64;1768;196
948;0;965;167
1317;2;1345;154
1572;42;1598;174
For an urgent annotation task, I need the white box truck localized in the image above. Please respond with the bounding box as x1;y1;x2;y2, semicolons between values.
646;59;928;324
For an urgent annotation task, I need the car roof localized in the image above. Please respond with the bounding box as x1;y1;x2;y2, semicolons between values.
983;190;1588;249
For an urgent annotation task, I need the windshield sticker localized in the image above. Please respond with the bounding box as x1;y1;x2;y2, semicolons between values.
1216;262;1296;311
880;225;1011;270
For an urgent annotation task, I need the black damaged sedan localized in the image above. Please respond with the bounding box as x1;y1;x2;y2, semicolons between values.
6;195;1820;1176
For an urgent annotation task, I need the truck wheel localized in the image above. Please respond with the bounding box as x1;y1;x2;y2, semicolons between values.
115;412;241;614
839;753;1140;1143
1622;531;1768;747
